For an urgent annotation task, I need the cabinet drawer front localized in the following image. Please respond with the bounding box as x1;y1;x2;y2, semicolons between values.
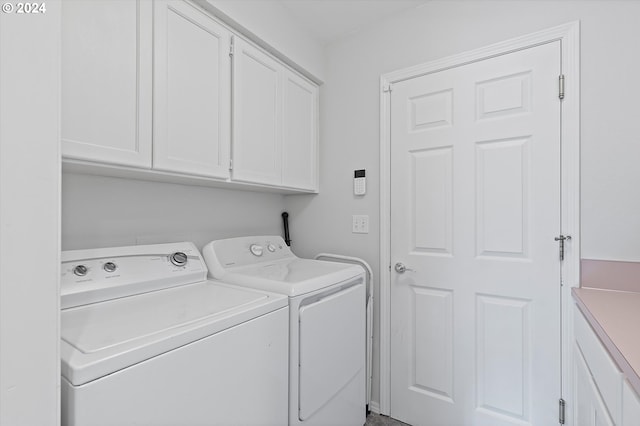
574;304;623;424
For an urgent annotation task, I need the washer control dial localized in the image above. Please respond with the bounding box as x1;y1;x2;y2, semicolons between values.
103;262;117;273
73;265;88;277
250;244;264;257
169;252;188;267
267;244;276;253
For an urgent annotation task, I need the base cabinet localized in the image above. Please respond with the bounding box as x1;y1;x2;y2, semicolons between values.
623;380;640;426
573;305;640;426
574;344;615;426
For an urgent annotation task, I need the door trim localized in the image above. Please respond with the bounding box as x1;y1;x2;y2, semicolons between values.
378;21;580;421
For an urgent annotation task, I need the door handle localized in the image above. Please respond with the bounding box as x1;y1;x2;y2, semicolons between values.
394;262;414;274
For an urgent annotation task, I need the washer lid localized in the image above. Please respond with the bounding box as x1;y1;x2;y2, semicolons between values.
223;258;364;296
61;281;287;386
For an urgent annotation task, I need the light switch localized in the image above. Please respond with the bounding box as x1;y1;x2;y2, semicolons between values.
352;215;369;234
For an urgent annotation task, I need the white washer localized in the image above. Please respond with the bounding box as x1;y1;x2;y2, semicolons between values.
61;242;289;426
202;236;367;426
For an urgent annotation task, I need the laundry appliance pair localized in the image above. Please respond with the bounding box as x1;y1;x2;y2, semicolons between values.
61;236;366;426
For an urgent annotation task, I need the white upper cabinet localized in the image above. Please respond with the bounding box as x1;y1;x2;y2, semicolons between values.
282;69;318;191
61;0;319;193
61;0;152;168
153;0;231;179
231;38;283;187
232;38;319;192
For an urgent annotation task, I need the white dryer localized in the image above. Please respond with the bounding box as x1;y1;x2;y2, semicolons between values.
202;236;367;426
61;242;289;426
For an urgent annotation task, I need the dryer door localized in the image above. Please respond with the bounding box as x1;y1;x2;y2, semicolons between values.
298;282;366;420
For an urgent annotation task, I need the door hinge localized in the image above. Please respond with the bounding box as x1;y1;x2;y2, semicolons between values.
229;37;235;58
559;398;566;424
558;74;565;100
554;235;571;261
383;83;392;93
229;159;233;171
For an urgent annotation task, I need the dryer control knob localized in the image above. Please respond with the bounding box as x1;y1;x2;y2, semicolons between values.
267;244;276;252
73;265;88;277
250;244;264;256
103;262;117;273
169;252;188;267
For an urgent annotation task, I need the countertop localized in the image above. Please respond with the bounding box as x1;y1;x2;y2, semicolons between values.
573;287;640;395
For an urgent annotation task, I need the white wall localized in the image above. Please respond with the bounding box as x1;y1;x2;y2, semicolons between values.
285;0;640;407
62;173;286;251
0;4;60;425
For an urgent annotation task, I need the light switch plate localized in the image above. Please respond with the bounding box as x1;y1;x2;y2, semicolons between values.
352;215;369;234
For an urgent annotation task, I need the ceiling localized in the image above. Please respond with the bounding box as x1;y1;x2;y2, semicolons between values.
276;0;431;45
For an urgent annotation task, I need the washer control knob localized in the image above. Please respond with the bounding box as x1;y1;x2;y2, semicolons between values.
267;244;276;253
250;244;264;257
103;262;117;273
73;265;88;277
169;252;188;267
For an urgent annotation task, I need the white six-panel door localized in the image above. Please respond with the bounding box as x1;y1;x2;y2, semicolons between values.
390;41;562;426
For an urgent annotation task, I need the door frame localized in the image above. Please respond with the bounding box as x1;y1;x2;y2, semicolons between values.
378;21;580;422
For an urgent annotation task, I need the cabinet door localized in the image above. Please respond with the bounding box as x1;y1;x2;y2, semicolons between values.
623;380;640;426
232;38;282;186
282;70;318;191
61;0;152;168
153;0;231;179
574;341;615;426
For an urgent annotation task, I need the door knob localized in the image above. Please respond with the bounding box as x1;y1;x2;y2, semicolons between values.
394;262;413;273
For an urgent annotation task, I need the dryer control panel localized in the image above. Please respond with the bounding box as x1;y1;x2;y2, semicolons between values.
203;236;294;278
61;242;206;309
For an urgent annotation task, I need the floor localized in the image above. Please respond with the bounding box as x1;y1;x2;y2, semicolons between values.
365;412;410;426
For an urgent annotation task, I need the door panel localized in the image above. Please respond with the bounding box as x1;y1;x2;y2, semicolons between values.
476;138;530;258
390;42;561;426
411;147;453;255
476;294;530;419
411;287;454;401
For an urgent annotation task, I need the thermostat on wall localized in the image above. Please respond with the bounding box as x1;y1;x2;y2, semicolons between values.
354;169;366;196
